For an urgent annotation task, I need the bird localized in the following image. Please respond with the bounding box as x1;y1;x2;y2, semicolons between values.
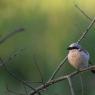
67;43;95;73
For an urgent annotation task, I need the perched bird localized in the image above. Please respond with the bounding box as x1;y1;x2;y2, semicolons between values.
67;43;95;73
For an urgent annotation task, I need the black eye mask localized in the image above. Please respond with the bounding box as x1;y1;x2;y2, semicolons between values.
67;47;79;50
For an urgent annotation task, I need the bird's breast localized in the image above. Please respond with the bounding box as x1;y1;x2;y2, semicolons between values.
68;50;89;69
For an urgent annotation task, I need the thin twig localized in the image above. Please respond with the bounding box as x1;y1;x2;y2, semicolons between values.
0;28;24;44
75;4;92;21
4;48;25;65
23;85;28;95
48;17;95;81
0;28;41;95
0;58;41;95
79;74;84;95
75;4;95;31
30;65;95;95
33;56;44;85
77;17;95;43
3;64;35;90
25;81;43;84
75;4;95;32
4;65;41;95
48;56;67;81
67;76;75;95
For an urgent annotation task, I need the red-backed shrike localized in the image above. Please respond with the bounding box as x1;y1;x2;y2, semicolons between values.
67;43;95;73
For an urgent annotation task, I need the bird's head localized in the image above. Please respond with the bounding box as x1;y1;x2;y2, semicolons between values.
67;43;81;50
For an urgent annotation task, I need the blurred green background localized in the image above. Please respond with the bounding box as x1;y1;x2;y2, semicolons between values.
0;0;95;95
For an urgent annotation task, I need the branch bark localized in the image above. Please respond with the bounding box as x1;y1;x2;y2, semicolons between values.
30;65;95;95
48;17;95;82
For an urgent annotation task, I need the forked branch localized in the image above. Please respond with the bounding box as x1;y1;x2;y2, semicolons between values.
30;65;95;95
48;17;95;81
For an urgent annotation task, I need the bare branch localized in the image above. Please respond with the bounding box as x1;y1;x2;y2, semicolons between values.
77;17;95;43
79;74;84;95
4;48;25;65
4;64;41;95
25;81;43;84
0;28;42;95
75;4;92;21
0;28;24;44
74;4;95;33
3;4;95;95
23;85;28;95
48;56;67;81
67;76;75;95
0;58;41;95
3;64;35;90
48;17;95;81
30;65;95;95
33;56;44;85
